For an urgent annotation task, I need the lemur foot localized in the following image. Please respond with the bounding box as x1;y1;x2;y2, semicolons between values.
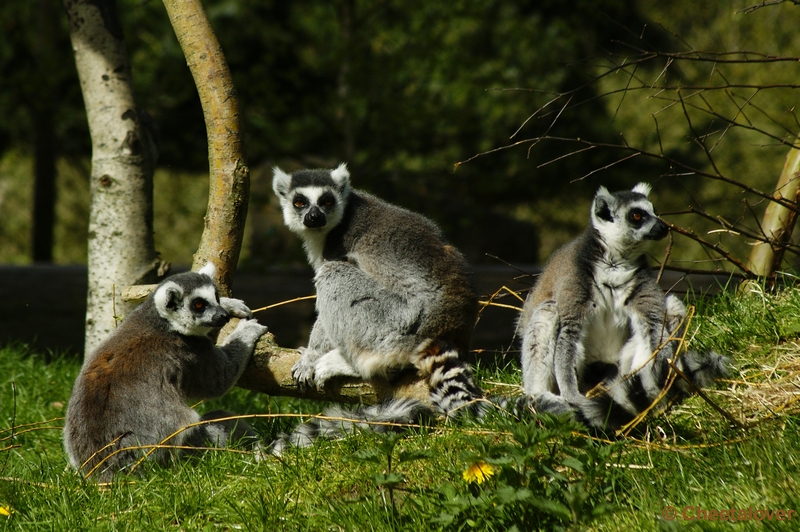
292;347;319;393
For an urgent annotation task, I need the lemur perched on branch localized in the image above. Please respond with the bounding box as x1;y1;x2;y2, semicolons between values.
269;163;484;454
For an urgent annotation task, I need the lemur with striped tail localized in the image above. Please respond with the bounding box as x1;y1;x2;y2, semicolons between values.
270;164;484;454
517;183;729;431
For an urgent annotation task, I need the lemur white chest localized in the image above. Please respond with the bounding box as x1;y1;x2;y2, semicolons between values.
581;262;639;363
299;229;328;271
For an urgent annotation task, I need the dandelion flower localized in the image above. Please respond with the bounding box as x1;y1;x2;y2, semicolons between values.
0;506;11;517
462;461;496;484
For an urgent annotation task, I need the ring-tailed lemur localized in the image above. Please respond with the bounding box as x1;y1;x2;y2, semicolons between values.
63;263;268;481
269;163;483;454
517;183;728;431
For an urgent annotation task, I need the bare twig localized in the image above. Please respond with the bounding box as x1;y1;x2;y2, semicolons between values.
664;221;754;277
738;0;800;15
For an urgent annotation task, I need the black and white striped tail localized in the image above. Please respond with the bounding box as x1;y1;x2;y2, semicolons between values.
422;339;486;417
269;346;728;454
270;340;486;455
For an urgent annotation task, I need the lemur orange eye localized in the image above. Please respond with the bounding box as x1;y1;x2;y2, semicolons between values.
633;212;642;221
294;199;306;208
192;299;206;311
319;193;336;207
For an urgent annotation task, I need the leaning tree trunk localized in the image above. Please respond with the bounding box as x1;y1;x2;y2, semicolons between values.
162;0;249;296
744;137;800;287
64;0;163;358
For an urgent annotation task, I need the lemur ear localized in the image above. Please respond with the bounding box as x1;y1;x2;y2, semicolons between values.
330;163;350;192
154;281;183;316
593;187;614;223
272;167;292;198
632;182;651;196
198;262;216;279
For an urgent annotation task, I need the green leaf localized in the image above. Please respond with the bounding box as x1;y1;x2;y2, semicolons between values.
432;512;456;525
375;432;404;456
371;472;404;487
588;502;619;519
563;486;590;509
528;497;572;522
352;449;383;464
542;465;569;482
561;456;585;473
495;486;533;504
487;456;514;467
398;449;433;463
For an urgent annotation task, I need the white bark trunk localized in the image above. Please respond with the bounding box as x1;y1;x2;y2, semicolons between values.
64;0;162;358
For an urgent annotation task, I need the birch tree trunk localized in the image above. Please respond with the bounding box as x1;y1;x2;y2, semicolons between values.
64;0;163;358
162;0;249;296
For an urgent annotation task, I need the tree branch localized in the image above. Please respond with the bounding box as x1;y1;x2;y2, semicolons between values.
664;222;754;277
162;0;249;296
219;325;431;405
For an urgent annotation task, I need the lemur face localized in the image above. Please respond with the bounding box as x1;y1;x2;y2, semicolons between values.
287;186;343;230
272;164;350;235
591;183;668;253
154;267;230;337
623;202;669;241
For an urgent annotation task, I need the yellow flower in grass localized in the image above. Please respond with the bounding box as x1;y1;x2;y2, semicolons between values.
0;505;11;517
462;461;496;484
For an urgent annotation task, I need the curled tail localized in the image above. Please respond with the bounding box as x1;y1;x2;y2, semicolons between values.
536;350;730;432
419;339;486;417
270;340;485;455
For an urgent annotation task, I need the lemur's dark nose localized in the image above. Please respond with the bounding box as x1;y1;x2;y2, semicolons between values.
646;218;669;241
209;307;230;327
304;207;326;228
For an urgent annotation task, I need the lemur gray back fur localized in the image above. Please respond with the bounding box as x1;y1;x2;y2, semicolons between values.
270;164;482;454
63;264;268;481
517;183;728;431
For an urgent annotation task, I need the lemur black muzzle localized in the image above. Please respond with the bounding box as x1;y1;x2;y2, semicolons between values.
304;207;327;228
208;308;230;328
646;218;669;240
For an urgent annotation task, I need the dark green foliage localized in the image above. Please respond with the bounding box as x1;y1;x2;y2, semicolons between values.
0;1;87;156
0;0;662;266
6;1;800;267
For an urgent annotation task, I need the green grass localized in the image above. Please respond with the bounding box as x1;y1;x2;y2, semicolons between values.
2;286;800;530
